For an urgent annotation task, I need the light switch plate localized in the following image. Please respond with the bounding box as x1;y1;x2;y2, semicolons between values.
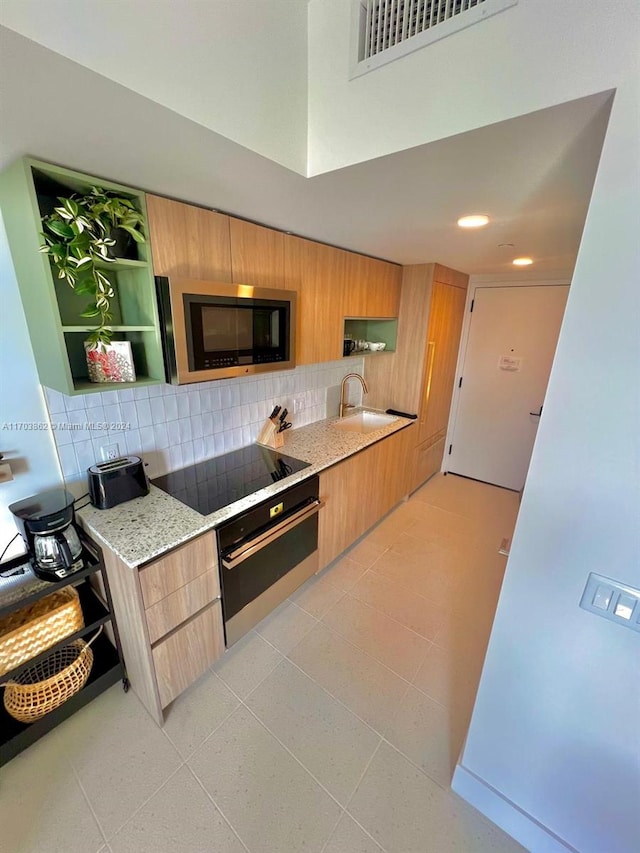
580;572;640;632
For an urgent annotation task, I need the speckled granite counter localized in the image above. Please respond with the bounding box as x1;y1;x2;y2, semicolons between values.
77;410;414;569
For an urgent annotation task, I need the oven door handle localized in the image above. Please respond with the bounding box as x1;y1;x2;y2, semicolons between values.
222;499;324;570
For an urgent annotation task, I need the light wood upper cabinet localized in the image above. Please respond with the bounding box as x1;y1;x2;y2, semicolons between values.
284;235;346;365
343;254;402;319
146;194;232;281
230;218;285;288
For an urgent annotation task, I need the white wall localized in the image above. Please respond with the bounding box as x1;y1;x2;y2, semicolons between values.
0;0;309;175
0;215;62;563
454;77;640;852
307;0;638;174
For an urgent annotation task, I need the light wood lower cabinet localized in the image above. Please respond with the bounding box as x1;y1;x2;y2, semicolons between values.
318;425;415;568
152;601;224;708
102;532;224;725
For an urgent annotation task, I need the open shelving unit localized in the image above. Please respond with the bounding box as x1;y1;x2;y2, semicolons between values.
0;536;126;764
0;157;165;395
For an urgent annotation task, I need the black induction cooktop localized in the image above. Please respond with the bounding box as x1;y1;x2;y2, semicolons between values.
151;445;311;516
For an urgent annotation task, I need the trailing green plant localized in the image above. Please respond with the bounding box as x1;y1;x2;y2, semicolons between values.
39;186;146;347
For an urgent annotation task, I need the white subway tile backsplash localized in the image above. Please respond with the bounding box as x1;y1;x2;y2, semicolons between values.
163;395;179;422
166;419;181;448
103;403;122;424
139;426;156;452
182;440;195;467
153;423;169;450
48;358;365;481
178;417;192;443
191;414;204;440
57;444;78;479
150;397;165;423
120;401;139;428
125;429;141;455
136;399;153;427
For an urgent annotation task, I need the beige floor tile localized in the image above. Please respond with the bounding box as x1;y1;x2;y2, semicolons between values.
370;544;461;607
317;554;368;592
364;506;416;550
412;642;482;713
53;684;181;840
254;598;318;654
162;669;239;759
109;765;245;853
384;685;465;787
349;742;524;853
212;630;283;699
288;622;409;735
346;538;388;568
189;705;341;853
323;813;385;853
350;570;443;639
0;731;105;853
246;659;380;805
322;594;430;682
290;571;345;617
348;741;446;852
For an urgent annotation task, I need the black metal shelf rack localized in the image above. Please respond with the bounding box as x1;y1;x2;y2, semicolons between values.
0;535;127;764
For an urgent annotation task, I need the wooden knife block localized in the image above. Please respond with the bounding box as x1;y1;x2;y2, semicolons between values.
256;419;284;449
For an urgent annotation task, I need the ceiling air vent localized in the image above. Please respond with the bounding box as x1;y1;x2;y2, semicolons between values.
351;0;518;78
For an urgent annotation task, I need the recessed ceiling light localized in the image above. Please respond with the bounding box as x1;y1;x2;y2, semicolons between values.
513;257;533;266
498;242;515;248
457;214;490;228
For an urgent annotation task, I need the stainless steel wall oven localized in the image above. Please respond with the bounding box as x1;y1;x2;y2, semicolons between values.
217;475;321;646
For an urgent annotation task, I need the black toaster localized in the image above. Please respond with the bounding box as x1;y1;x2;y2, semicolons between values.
88;455;149;509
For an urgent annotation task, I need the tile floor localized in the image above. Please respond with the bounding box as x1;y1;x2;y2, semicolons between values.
1;474;526;853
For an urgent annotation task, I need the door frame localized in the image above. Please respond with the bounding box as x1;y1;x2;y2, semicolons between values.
442;273;571;477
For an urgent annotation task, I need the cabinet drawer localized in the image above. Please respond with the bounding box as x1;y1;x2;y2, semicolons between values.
152;600;225;708
139;535;217;609
145;569;220;644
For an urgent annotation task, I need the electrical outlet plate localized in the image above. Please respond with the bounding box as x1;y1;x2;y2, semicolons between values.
100;443;120;462
293;395;305;414
580;572;640;632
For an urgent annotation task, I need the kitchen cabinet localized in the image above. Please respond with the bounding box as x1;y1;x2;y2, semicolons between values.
413;273;468;488
230;218;285;288
0;158;165;395
343;252;402;319
364;264;468;489
284;235;346;365
0;536;125;764
146;193;232;281
101;532;223;725
318;425;415;567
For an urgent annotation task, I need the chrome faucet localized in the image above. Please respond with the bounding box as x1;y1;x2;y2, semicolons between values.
339;373;369;418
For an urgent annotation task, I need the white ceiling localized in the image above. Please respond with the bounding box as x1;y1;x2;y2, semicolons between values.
0;26;612;275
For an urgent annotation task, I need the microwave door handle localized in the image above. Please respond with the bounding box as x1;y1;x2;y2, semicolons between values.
222;499;323;570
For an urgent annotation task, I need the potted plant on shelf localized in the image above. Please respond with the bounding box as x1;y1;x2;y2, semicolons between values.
39;186;146;382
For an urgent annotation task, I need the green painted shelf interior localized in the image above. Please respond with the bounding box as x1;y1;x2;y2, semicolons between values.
343;318;398;354
0;158;165;396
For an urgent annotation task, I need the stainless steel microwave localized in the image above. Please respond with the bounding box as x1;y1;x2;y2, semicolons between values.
156;277;297;384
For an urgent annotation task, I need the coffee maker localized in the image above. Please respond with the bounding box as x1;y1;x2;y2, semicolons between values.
9;488;85;581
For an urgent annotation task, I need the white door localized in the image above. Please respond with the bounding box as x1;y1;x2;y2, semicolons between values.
448;285;569;491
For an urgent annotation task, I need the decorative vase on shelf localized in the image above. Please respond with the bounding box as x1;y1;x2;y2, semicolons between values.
85;341;136;383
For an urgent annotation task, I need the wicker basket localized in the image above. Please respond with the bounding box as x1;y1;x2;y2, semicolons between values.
2;629;100;723
0;586;84;677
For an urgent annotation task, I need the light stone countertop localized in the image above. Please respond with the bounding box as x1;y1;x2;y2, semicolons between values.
77;410;414;569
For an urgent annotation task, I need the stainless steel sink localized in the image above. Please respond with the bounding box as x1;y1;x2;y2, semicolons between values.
333;411;397;434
